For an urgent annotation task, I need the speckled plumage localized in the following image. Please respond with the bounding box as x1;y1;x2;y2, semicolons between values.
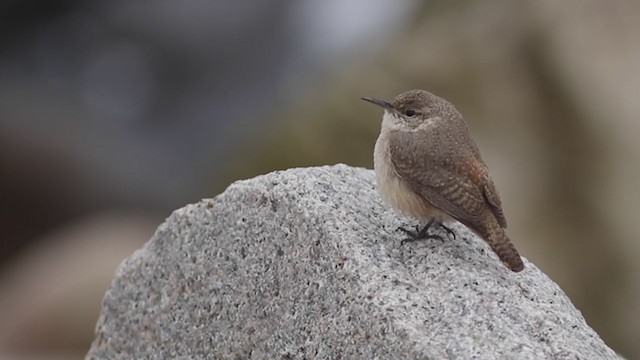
367;89;523;272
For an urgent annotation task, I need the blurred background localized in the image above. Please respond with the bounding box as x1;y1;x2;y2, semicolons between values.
1;0;638;358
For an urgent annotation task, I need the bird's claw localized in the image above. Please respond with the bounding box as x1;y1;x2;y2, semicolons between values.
398;220;455;245
440;223;456;239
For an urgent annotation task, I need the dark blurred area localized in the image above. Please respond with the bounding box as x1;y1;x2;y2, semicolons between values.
1;1;638;359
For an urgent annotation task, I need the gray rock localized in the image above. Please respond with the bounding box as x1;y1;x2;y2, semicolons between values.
86;164;621;359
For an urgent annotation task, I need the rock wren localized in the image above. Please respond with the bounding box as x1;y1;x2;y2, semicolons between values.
362;89;524;272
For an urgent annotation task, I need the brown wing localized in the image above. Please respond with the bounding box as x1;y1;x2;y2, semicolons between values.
388;129;506;231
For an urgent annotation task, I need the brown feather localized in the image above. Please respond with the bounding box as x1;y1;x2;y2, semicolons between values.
388;129;488;233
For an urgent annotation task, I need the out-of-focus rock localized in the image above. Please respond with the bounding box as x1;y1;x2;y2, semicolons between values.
0;213;157;358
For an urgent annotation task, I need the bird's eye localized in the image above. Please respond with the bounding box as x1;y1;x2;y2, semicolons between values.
404;109;416;117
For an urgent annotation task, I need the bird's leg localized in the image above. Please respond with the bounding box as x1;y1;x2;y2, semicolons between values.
398;219;444;244
416;220;436;238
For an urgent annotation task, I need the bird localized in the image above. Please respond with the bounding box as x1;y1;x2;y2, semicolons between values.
362;89;524;272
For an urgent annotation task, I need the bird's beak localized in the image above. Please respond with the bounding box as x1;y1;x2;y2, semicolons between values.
361;96;392;110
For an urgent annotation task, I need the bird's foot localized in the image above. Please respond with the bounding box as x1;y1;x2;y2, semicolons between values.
397;219;445;245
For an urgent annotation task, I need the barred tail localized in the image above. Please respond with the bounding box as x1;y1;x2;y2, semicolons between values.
482;215;524;272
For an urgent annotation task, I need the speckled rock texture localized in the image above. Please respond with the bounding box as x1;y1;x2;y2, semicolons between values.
86;164;621;359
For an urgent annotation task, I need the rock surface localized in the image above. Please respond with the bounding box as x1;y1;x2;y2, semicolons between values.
86;164;621;359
